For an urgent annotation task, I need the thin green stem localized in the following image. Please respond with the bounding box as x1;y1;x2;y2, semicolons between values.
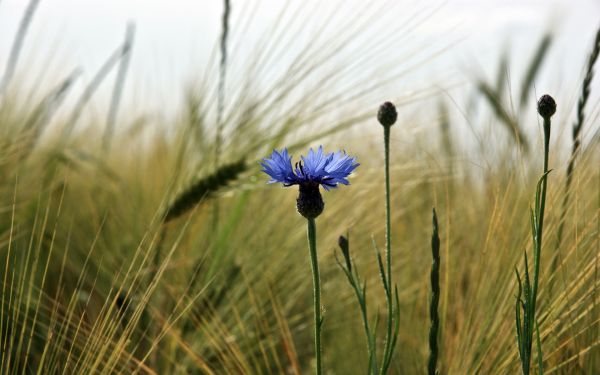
347;277;377;373
519;114;551;375
532;117;550;314
380;124;394;374
307;218;322;375
336;235;378;374
362;305;378;375
384;125;392;287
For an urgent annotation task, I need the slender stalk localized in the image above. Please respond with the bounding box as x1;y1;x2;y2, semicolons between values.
0;0;41;94
376;101;397;374
307;218;322;375
214;0;231;165
532;117;551;304
384;125;392;288
62;41;129;140
525;115;550;375
380;122;395;374
428;208;441;375
336;235;378;374
516;95;555;375
103;22;135;152
362;299;378;375
142;226;166;363
211;0;231;237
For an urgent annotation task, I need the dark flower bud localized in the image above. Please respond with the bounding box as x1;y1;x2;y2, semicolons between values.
537;94;556;119
338;235;352;272
297;182;324;219
338;235;349;252
377;101;397;127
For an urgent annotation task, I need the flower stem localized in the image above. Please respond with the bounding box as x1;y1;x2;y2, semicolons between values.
383;126;392;290
381;124;394;373
531;116;551;332
384;123;392;293
336;235;378;374
516;98;553;375
307;217;323;375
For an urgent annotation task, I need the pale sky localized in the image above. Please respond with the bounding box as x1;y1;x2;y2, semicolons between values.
1;0;599;120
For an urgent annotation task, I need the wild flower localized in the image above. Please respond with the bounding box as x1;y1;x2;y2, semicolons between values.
261;145;358;375
261;146;359;218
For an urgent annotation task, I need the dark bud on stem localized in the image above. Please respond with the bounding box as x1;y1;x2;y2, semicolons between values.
537;94;556;119
297;182;324;219
338;235;349;252
377;101;397;127
338;235;352;272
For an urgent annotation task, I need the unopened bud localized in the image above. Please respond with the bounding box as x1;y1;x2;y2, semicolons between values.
338;235;351;272
377;101;397;127
537;94;556;119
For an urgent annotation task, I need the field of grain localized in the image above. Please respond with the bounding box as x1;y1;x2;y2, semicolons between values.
0;1;599;374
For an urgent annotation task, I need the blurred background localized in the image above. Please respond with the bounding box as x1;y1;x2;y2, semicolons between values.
1;0;599;116
0;1;599;374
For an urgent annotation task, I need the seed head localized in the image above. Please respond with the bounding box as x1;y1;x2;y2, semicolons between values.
537;95;556;119
377;101;397;127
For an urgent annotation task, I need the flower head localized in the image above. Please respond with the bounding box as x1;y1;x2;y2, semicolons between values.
261;146;359;191
261;146;359;218
537;94;556;119
377;101;397;127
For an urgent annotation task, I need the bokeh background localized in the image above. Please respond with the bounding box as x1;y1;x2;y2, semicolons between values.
1;0;599;115
0;1;599;374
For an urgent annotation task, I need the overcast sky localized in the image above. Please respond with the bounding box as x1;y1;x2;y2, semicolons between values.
1;0;599;118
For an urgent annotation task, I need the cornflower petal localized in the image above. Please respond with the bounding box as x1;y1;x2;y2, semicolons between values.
261;149;299;185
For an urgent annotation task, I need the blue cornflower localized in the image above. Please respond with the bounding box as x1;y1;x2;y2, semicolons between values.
261;146;359;218
261;146;359;190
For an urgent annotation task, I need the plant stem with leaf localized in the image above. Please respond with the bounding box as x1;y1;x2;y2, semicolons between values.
515;94;556;375
376;101;399;374
336;235;378;375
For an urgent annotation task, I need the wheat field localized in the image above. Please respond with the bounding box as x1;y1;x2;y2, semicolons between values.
0;1;599;374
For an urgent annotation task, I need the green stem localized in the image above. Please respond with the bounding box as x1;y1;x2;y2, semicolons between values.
362;304;378;375
354;278;377;375
353;276;377;374
381;124;394;374
523;116;551;375
532;117;550;316
337;235;377;374
384;125;392;290
307;218;322;375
